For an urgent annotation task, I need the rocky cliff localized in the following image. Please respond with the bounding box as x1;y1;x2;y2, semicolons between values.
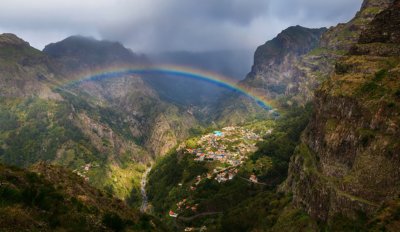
240;0;393;106
213;26;325;125
290;0;394;104
216;0;393;127
241;26;326;101
284;1;400;227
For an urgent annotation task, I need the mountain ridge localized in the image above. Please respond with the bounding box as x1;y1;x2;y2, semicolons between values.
283;1;400;228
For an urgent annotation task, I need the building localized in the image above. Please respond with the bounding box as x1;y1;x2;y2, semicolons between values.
249;174;258;183
213;131;223;137
169;210;178;217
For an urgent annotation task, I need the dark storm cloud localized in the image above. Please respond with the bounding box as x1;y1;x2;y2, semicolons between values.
0;0;363;52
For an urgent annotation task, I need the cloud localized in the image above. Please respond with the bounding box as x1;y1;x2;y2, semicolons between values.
0;0;363;52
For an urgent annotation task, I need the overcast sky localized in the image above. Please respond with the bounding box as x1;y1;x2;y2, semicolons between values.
0;0;363;53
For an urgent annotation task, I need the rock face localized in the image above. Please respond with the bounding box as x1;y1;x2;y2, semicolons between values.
284;0;400;222
239;0;393;107
214;26;326;125
216;0;391;125
242;26;326;100
290;0;393;104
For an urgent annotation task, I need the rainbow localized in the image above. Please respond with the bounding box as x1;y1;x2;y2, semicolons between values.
59;64;273;110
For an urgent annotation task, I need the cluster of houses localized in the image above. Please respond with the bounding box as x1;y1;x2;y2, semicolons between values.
169;126;267;220
184;226;207;231
215;168;239;183
186;126;262;170
169;198;199;218
73;163;98;181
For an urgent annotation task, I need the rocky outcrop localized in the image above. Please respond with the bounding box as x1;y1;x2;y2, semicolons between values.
241;26;326;100
284;0;400;223
290;0;393;104
215;1;391;125
239;0;393;106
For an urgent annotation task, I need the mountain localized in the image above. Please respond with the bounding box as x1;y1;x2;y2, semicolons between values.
145;0;400;231
1;0;399;230
213;26;326;125
215;0;393;125
237;0;393;107
43;36;198;157
0;33;61;99
241;25;326;100
0;33;150;202
288;0;394;104
283;0;400;229
0;162;165;231
0;34;198;206
146;50;253;107
43;35;147;73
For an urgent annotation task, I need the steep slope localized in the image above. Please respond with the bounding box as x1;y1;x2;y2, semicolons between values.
0;34;197;207
44;36;198;157
213;26;326;125
147;106;313;231
290;0;394;104
231;0;391;108
43;35;146;73
0;33;60;99
284;1;400;228
215;0;392;126
242;25;326;100
0;163;165;231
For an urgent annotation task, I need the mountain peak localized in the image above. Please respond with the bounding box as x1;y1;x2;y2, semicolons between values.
43;35;131;58
361;0;394;10
43;35;147;72
0;33;30;47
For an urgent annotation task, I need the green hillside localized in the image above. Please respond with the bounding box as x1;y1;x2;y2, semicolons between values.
0;162;166;231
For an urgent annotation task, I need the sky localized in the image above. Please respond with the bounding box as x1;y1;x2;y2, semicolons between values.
0;0;363;53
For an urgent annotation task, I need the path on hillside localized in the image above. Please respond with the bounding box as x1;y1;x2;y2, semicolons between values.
140;166;152;213
238;176;269;186
177;211;223;222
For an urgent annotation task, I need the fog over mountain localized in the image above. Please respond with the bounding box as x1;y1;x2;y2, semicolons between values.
0;0;362;53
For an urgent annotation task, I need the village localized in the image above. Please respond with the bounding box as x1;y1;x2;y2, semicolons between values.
168;126;270;223
185;126;263;183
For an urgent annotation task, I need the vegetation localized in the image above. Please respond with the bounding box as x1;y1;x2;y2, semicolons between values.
147;105;313;230
0;96;146;205
0;163;165;231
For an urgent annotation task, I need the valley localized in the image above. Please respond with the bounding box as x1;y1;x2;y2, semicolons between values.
1;0;400;231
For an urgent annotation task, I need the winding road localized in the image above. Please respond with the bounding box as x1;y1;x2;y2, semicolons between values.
177;211;223;222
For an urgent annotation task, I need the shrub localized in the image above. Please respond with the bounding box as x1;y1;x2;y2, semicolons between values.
102;212;126;232
387;102;395;108
373;69;387;82
395;89;400;98
360;82;378;93
358;129;375;147
0;185;22;203
335;62;352;75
